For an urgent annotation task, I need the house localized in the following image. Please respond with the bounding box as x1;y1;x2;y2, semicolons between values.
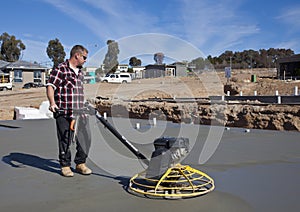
277;54;300;80
1;60;49;85
144;64;166;78
165;65;176;76
132;66;145;79
118;64;129;72
171;62;188;77
83;67;97;84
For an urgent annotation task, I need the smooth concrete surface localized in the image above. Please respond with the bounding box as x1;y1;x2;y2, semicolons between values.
1;117;300;211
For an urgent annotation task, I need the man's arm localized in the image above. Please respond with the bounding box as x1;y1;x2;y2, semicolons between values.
46;85;58;112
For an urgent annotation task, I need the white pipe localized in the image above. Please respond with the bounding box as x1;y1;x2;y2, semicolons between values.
136;123;140;129
153;117;157;126
277;96;281;104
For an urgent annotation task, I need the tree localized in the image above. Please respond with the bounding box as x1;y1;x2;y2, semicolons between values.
103;40;119;73
0;32;26;62
46;38;66;69
208;47;295;70
154;52;164;65
207;55;221;66
219;50;233;63
129;56;142;66
95;67;106;78
191;57;206;70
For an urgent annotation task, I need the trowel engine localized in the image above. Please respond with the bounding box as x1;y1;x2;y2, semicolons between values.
146;137;189;179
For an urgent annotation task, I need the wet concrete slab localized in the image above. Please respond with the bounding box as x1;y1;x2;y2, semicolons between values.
0;117;300;211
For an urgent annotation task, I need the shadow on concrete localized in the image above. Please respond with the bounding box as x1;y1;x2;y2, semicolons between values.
91;171;131;193
0;123;21;129
2;152;61;175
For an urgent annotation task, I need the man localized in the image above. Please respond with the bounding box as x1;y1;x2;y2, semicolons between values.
46;45;92;177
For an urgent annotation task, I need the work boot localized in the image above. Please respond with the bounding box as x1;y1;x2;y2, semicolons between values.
61;166;74;177
76;163;92;175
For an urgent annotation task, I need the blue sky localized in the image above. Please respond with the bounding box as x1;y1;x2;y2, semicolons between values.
1;0;300;66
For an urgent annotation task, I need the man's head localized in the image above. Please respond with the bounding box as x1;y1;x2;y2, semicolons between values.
70;45;88;67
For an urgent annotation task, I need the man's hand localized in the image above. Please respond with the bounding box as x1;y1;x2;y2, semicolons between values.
49;104;59;113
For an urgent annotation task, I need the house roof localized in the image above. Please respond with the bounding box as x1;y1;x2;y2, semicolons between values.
277;54;300;63
145;64;166;70
0;60;10;69
5;60;48;70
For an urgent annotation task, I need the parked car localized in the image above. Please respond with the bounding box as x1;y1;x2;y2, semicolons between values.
100;73;132;83
22;82;45;89
0;74;13;91
0;82;13;91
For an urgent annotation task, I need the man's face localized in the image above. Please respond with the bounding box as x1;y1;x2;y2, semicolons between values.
77;51;88;67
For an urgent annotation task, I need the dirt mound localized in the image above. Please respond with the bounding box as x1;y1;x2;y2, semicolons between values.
95;100;300;131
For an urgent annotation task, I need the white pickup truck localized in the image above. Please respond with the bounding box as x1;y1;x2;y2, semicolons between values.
100;73;132;83
0;82;13;91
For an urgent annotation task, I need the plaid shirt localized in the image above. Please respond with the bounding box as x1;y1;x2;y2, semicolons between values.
48;60;85;117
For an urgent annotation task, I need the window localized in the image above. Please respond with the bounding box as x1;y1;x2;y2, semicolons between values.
14;70;23;82
33;70;42;83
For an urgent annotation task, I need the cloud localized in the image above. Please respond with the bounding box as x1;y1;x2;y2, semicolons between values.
275;40;300;52
83;0;126;17
276;5;300;27
43;0;159;41
275;5;300;34
177;0;260;56
21;39;51;65
88;33;206;67
82;0;161;37
56;0;260;57
274;4;300;53
35;0;299;64
43;0;112;41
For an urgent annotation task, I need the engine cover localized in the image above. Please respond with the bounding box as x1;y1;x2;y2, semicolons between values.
146;137;189;179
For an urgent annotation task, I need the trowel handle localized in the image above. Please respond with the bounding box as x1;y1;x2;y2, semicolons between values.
70;119;76;131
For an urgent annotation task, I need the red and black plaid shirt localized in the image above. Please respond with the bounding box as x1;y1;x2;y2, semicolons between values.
48;60;85;117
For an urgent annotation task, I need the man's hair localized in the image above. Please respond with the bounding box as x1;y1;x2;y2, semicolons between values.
70;45;88;57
